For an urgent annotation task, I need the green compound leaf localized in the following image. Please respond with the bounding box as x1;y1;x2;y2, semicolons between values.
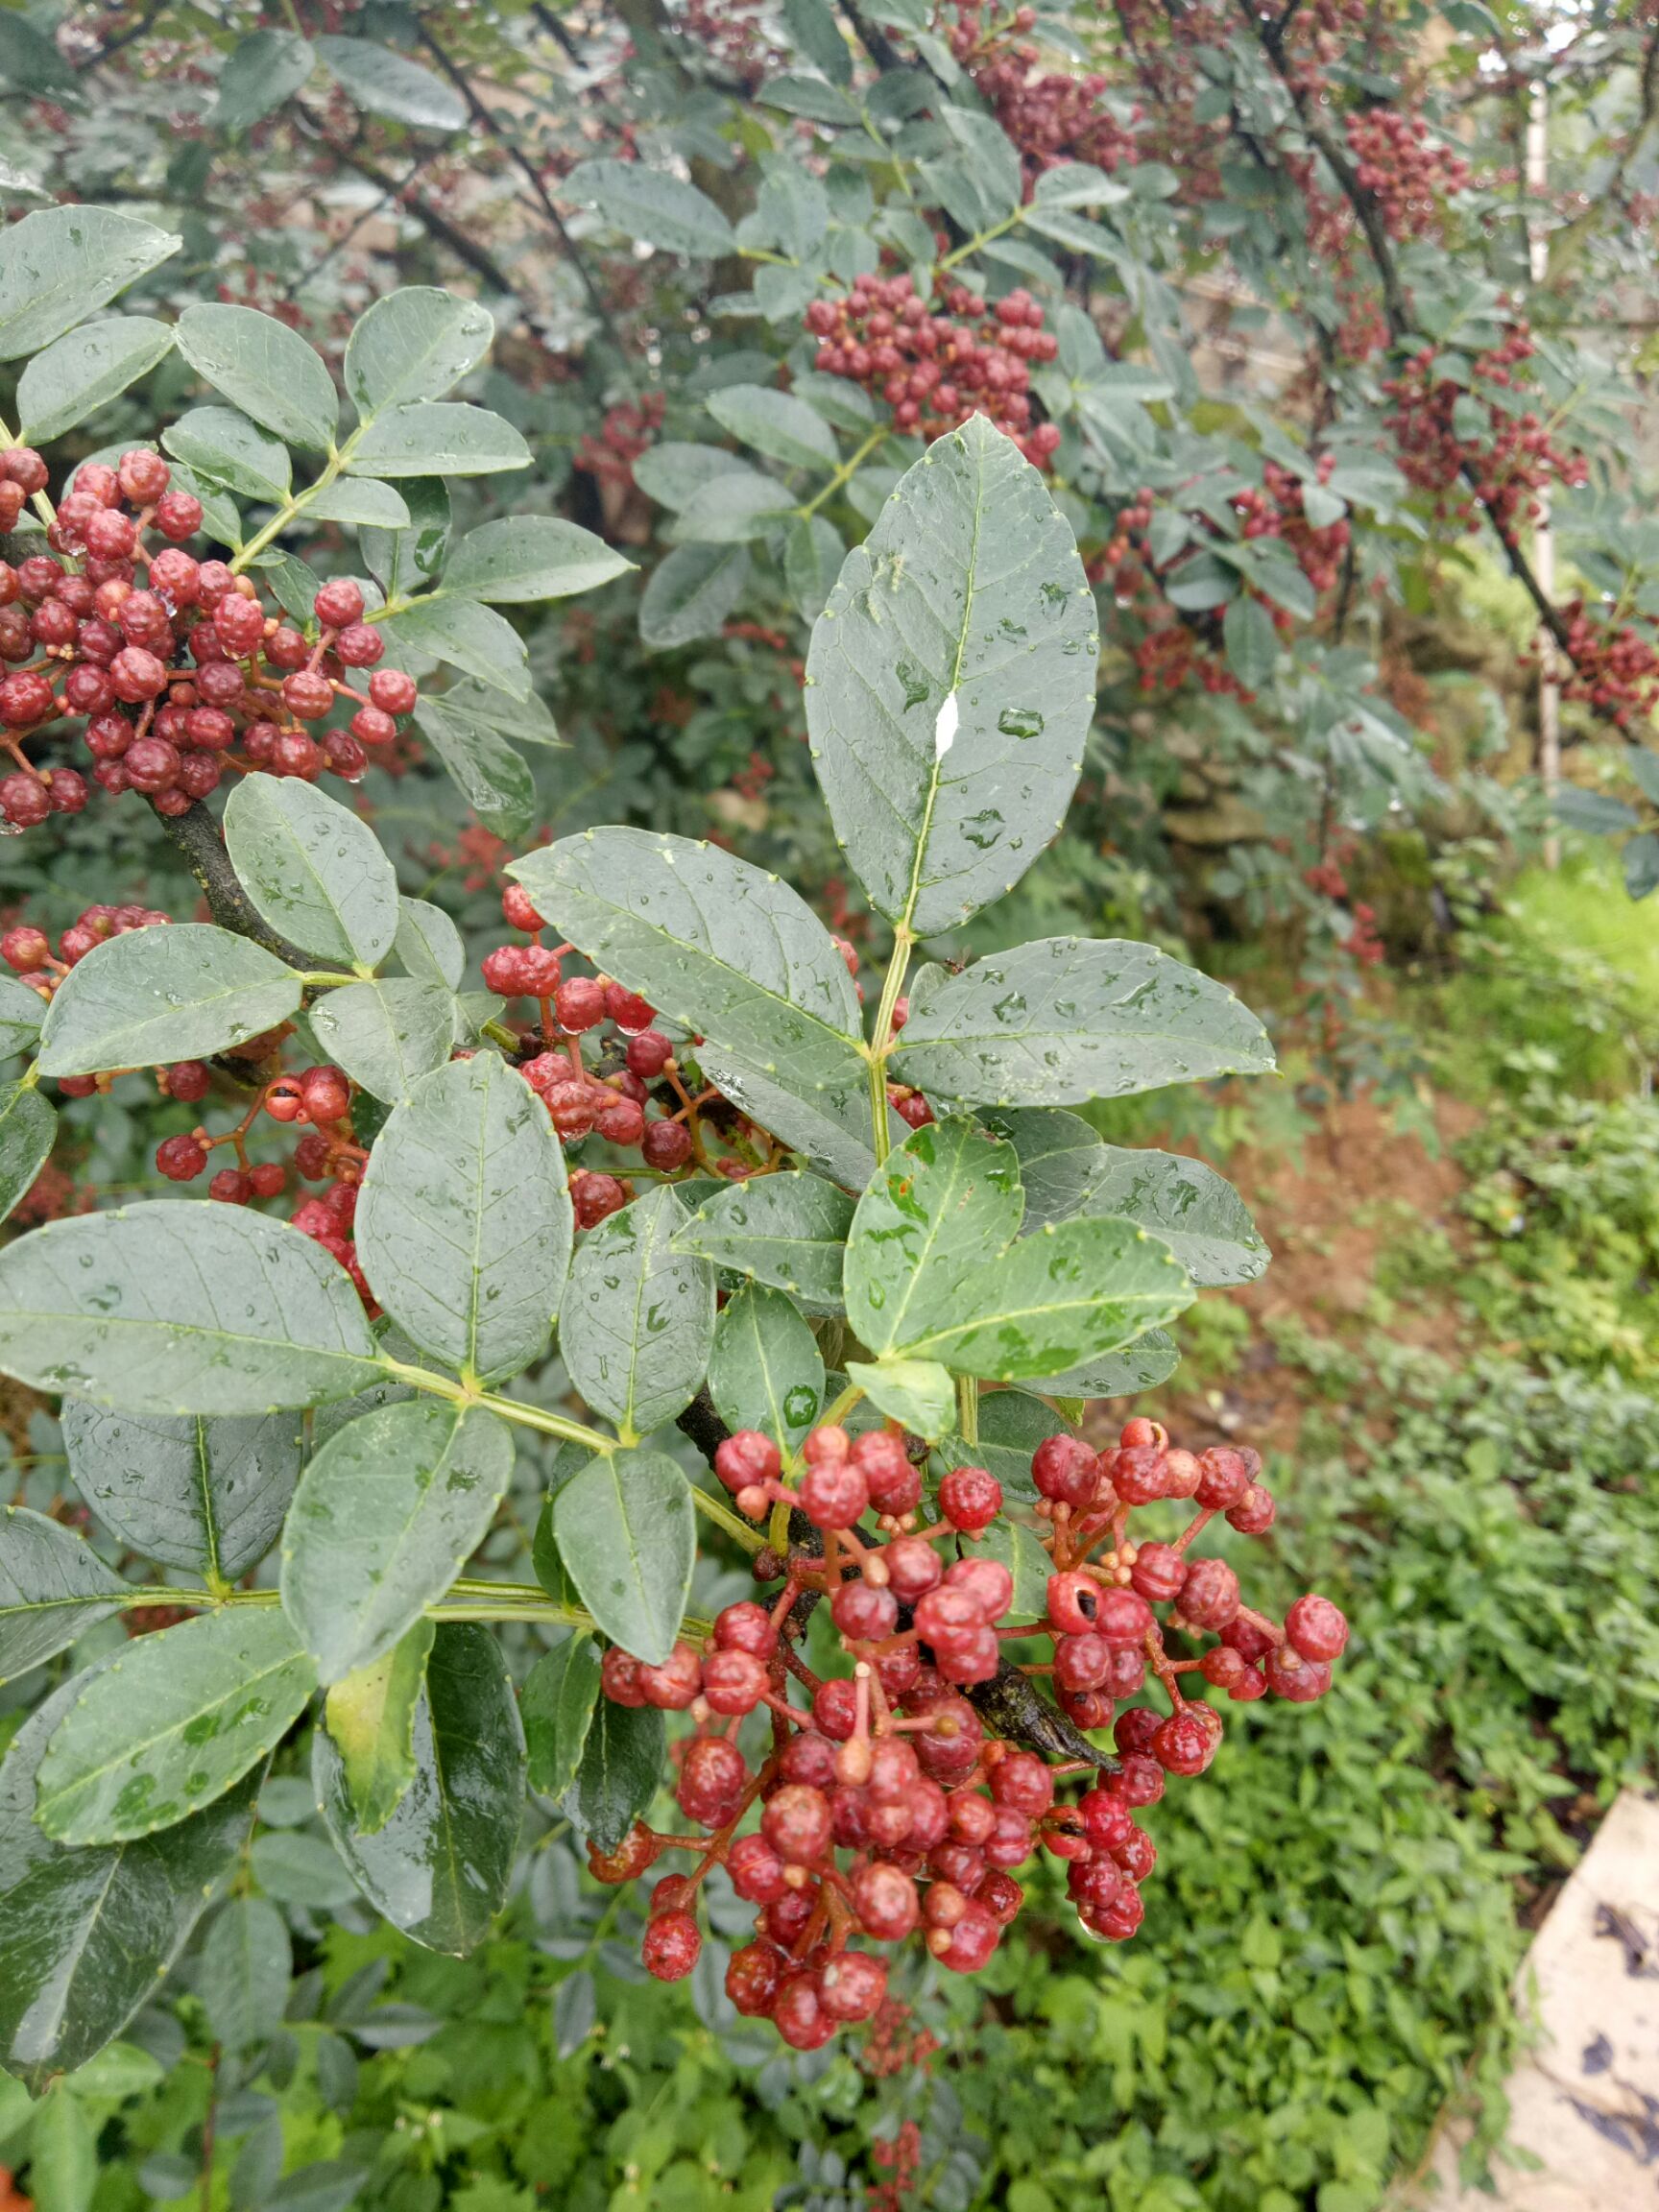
0;206;180;362
709;1282;824;1455
513;829;866;1118
0;1203;381;1416
804;415;1097;936
0;1081;54;1227
348;402;529;478
0;1506;128;1687
60;1402;303;1580
224;774;400;970
316;1623;524;1957
322;1616;434;1836
978;1106;1105;1232
36;923;303;1077
177;302;338;451
892;937;1275;1108
523;1635;603;1803
356;1054;572;1385
845;1116;1192;1380
212;28;315;132
565;1695;663;1854
706;384;837;469
554;1448;695;1667
1076;1146;1270;1286
35;1608;315;1845
281;1401;514;1684
672;1170;854;1313
1027;1324;1180;1401
0;1680;254;2090
560;1184;715;1439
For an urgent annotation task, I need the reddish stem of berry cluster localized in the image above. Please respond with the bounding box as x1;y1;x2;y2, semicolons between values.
590;1413;1347;2049
0;445;421;828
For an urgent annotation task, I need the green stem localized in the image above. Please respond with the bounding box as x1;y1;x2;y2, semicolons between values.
866;926;914;1164
819;1378;867;1431
956;1372;979;1447
798;425;886;520
229;419;368;577
378;1359;615;1455
693;1485;768;1555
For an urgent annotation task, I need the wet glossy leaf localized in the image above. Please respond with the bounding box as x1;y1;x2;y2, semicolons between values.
412;694;535;835
784;513;844;622
523;1634;602;1802
894;937;1274;1107
444;516;634;602
804;415;1097;935
1076;1146;1269;1286
513;830;865;1117
316;1623;524;1957
692;1046;889;1190
845;1116;1191;1378
356;1055;572;1384
177;303;337;451
1030;1325;1180;1399
633;443;753;512
163;404;289;504
553;1968;597;2057
709;1283;824;1453
348;402;529;478
36;924;302;1077
27;2081;96;2208
224;775;399;970
672;1169;854;1312
323;1617;434;1835
565;1695;662;1854
846;1357;953;1440
565;158;735;257
308;978;456;1104
36;1608;315;1845
0;206;180;361
560;1186;713;1438
344;287;493;419
979;1106;1104;1232
304;476;410;528
282;1403;514;1682
393;899;465;990
0;1081;53;1226
16;315;174;444
59;1402;303;1580
554;1449;694;1666
194;1894;290;2052
383;594;531;697
0;1680;253;2089
0;1203;382;1416
0;1506;127;1686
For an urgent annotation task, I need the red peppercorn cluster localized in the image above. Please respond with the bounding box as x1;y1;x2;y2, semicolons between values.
1552;603;1659;731
1382;325;1589;532
573;391;666;492
1343;108;1470;242
942;3;1141;180
805;276;1061;469
589;1413;1347;2046
0;445;421;828
486;882;830;1224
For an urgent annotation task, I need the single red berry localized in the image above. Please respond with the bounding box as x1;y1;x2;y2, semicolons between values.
1227;1483;1276;1535
831;1578;899;1640
167;1061;210;1103
1194;1446;1250;1509
1150;1707;1218;1776
554;976;607;1032
367;667;418;715
640;1118;691;1170
641;1909;701;1982
1285;1593;1348;1663
118;448;170;503
1113;1444;1169;1505
603;980;655;1031
879;1534;943;1603
0;773;51;828
208;1167;252;1204
1129;1542;1187;1606
851;1429;919;1515
0;926;48;972
1265;1645;1332;1702
282;670;335;722
726;1941;784;2017
249;1162;286;1199
264;1078;305;1124
676;1735;748;1828
594;1094;645;1146
571;1169;628;1229
714;1429;780;1495
156;1133;208;1182
939;1463;1001;1533
333;622;383;667
713;1599;777;1657
1031;1433;1098;1507
501;883;543;932
625;1028;672;1078
300;1066;351;1124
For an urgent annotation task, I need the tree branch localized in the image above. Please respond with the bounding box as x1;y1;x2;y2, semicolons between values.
146;797;334;972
